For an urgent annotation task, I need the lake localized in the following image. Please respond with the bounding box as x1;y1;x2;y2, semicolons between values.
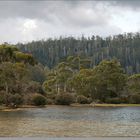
0;106;139;137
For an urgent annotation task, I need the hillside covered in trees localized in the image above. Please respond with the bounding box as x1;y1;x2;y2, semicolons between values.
0;44;140;107
17;32;140;74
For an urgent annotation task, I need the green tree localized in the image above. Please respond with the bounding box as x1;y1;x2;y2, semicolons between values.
56;62;73;92
0;62;29;94
128;74;140;95
93;59;127;101
14;51;37;65
0;44;18;63
72;69;96;98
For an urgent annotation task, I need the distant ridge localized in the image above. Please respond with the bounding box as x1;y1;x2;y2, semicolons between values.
17;32;140;74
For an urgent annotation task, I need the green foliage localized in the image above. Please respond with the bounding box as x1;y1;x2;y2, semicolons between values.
93;59;127;100
1;43;140;106
55;93;75;105
25;81;42;94
0;62;30;94
72;69;95;98
27;64;47;84
9;94;23;106
32;94;47;106
0;44;18;63
0;44;48;107
14;51;37;65
105;98;123;104
4;93;23;107
72;59;127;102
43;78;57;94
56;62;73;92
76;95;90;104
105;96;129;104
0;44;36;66
129;94;140;104
46;99;54;105
0;91;6;105
128;74;140;95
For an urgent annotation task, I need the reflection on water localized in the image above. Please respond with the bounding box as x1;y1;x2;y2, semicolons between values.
0;106;139;136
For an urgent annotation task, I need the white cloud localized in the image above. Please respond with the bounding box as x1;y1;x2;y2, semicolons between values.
23;19;37;31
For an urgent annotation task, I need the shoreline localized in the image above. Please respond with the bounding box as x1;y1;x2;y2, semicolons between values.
71;103;140;107
0;103;140;111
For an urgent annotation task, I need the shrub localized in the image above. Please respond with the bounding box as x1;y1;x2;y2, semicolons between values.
93;99;102;104
46;99;54;105
120;97;129;103
4;93;23;107
11;94;23;106
129;94;140;104
0;96;4;105
76;95;90;104
55;93;75;105
32;94;47;106
88;97;93;104
0;91;6;105
105;98;122;104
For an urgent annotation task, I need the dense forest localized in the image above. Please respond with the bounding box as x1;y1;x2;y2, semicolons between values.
0;44;140;107
17;32;140;74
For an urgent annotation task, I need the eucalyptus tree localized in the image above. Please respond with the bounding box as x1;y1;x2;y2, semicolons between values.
0;44;18;63
93;59;127;100
72;59;127;102
127;74;140;95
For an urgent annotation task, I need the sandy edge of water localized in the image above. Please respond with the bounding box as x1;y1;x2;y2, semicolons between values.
71;103;140;107
0;103;140;111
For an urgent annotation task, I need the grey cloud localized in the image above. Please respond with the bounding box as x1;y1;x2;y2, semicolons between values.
0;1;139;43
0;1;49;19
113;0;140;9
0;1;110;28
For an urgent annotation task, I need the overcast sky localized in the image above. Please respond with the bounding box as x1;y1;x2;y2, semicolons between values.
0;0;140;44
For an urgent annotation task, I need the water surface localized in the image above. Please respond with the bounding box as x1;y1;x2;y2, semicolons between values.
0;106;139;137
